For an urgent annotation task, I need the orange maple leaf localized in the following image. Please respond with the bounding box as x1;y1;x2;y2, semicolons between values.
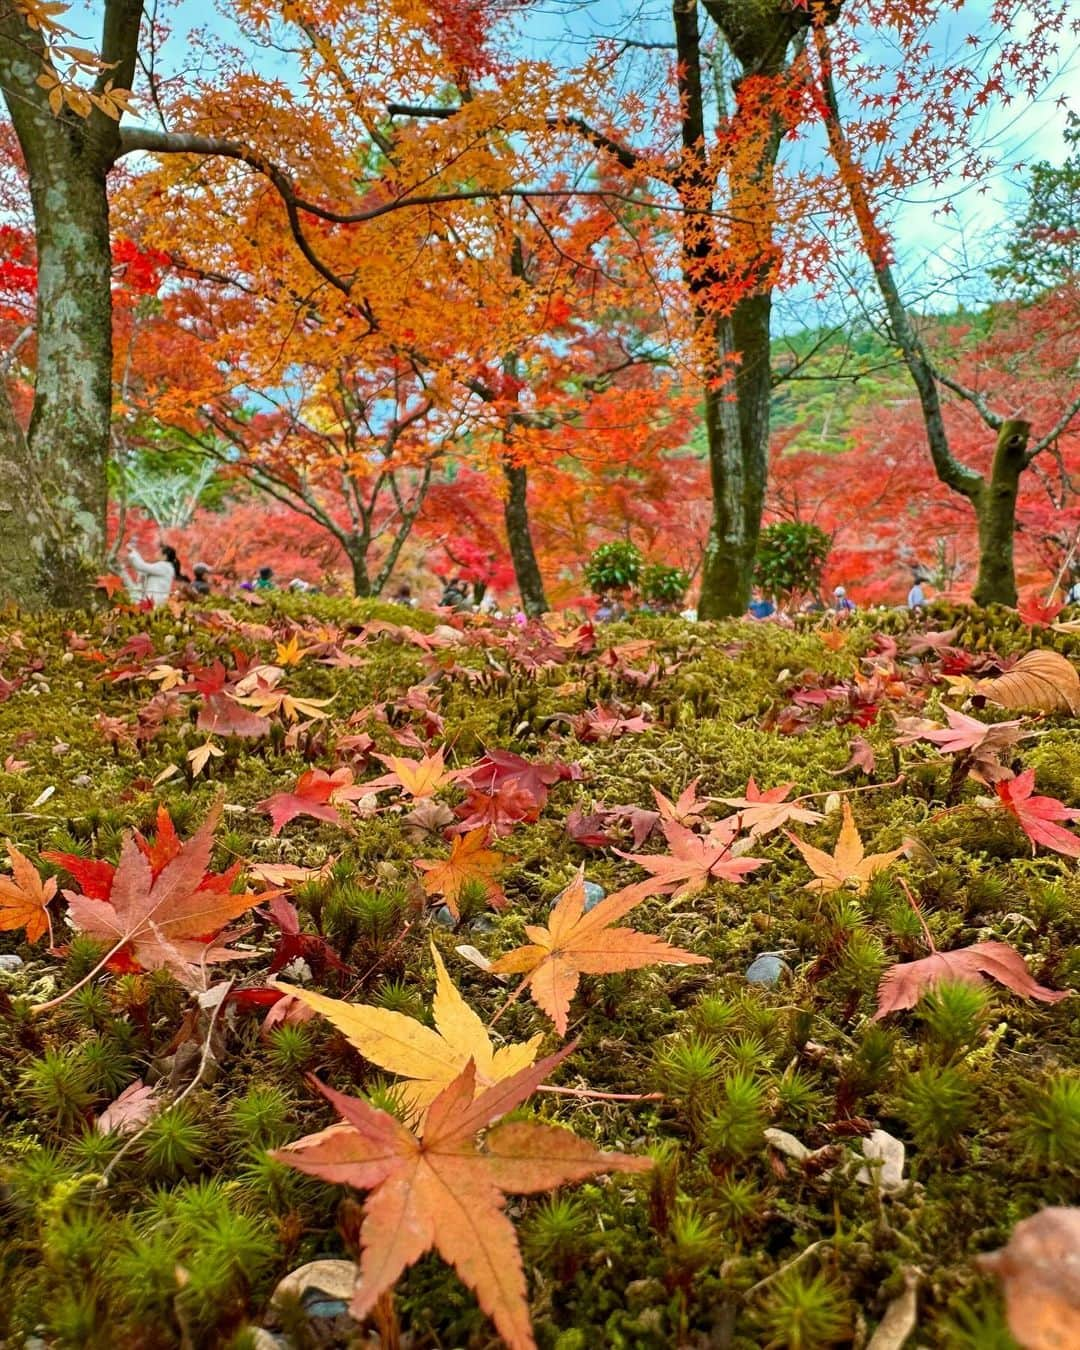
95;573;126;599
787;801;903;893
489;871;709;1034
61;800;259;983
415;828;511;917
270;1049;651;1350
715;778;824;838
0;841;56;944
616;819;766;900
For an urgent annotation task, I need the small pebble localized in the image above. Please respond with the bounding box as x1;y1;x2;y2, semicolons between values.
433;905;456;928
583;881;605;912
470;914;496;934
745;953;789;985
0;953;24;973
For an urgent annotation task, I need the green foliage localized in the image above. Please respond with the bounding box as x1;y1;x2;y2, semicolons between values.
584;539;643;594
754;521;831;598
640;563;690;606
140;1103;208;1179
758;1269;852;1348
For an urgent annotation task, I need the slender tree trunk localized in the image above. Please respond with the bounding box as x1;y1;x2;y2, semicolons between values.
972;419;1030;607
0;0;144;608
677;0;810;618
503;460;548;615
349;549;373;598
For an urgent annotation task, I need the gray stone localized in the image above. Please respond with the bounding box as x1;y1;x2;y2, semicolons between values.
745;953;789;985
0;953;24;973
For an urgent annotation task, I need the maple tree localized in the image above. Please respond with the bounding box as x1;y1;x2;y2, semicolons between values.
271;1050;651;1350
807;10;1080;607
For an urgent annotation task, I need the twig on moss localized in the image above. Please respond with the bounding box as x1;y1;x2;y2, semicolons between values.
95;979;235;1190
745;1240;828;1297
538;1084;663;1103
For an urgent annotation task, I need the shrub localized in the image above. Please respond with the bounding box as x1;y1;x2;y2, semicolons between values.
584;540;643;595
754;521;831;598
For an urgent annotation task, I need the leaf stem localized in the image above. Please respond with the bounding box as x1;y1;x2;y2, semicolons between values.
488;978;528;1027
31;936;129;1015
898;878;937;954
96;979;235;1190
538;1084;663;1103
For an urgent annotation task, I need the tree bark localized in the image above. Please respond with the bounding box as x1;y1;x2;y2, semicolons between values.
0;0;144;608
677;0;811;618
972;419;1030;607
503;460;548;616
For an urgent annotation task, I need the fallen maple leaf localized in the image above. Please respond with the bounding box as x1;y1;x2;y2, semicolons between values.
996;770;1080;858
716;778;824;838
257;767;368;836
276;944;542;1120
259;893;350;977
652;778;709;827
920;707;1027;756
788;801;903;894
187;738;224;777
0;841;56;943
269;1049;651;1350
875;938;1070;1020
976;650;1080;715
453;781;542;837
230;676;333;723
95;1079;163;1135
1016;596;1066;629
415;829;511;917
977;1207;1080;1350
366;748;458;799
60;801;259;983
489;870;709;1034
616;819;766;900
197;691;271;738
564;805;613;848
829;736;876;776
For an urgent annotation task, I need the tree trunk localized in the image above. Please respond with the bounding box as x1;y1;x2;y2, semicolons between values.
676;0;807;619
972;419;1030;607
503;460;548;616
697;295;774;618
0;0;144;608
349;549;373;598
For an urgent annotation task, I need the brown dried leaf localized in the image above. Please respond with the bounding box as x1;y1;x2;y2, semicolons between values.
976;650;1080;715
977;1207;1080;1349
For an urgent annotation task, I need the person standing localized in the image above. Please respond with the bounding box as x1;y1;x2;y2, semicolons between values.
831;585;856;613
125;543;184;607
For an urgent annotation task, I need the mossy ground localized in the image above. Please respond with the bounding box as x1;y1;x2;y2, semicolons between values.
0;597;1077;1349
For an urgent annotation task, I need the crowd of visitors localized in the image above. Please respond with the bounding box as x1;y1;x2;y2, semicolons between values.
119;542;1080;621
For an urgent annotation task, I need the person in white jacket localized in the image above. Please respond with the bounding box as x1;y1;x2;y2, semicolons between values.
124;543;182;607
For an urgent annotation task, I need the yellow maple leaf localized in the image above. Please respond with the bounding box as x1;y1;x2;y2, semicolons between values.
369;747;456;799
274;635;306;667
275;945;542;1122
787;801;903;894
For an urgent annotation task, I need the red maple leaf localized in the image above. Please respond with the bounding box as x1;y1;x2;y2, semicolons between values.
258;894;349;976
875;939;1071;1018
257;768;368;836
996;770;1080;858
95;574;126;599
